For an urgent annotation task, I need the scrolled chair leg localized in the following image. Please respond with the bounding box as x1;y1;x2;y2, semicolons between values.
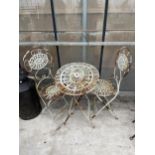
91;101;115;119
106;104;119;120
104;98;119;120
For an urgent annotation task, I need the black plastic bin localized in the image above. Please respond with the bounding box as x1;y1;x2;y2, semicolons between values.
19;67;42;120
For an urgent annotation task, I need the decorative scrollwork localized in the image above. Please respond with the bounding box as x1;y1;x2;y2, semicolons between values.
116;47;132;75
23;48;53;72
55;62;99;96
45;85;62;101
28;52;48;70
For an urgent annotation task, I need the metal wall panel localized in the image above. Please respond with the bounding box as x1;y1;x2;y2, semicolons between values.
19;0;135;91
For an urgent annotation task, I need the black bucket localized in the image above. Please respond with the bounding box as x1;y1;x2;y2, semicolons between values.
19;67;42;120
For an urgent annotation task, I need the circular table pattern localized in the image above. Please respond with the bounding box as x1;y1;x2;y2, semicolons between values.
55;62;99;96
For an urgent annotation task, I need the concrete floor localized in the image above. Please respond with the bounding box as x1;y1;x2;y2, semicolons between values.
20;99;135;155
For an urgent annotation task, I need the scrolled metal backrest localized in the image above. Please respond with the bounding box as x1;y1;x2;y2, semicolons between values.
115;46;132;77
90;47;133;102
23;47;54;80
111;47;133;93
23;48;53;73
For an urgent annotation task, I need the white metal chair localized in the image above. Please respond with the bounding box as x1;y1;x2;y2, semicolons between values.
22;48;55;108
91;46;132;119
23;47;69;118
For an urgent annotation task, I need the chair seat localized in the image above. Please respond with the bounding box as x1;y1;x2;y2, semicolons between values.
91;79;116;97
44;85;63;101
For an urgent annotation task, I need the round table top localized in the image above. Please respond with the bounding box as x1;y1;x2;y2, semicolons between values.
55;62;99;96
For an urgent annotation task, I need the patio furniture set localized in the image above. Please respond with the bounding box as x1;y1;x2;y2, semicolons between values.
22;47;132;130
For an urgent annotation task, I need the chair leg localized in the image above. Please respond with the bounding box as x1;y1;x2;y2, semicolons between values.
92;95;105;115
91;94;118;119
39;95;51;114
104;98;119;120
41;98;58;119
106;104;119;120
92;95;118;120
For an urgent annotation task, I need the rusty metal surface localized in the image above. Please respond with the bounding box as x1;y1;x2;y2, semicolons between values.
115;46;132;76
91;79;115;97
44;85;62;101
92;47;132;98
55;62;99;96
23;48;53;72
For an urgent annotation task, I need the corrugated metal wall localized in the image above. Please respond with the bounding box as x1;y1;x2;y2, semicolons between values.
19;0;135;91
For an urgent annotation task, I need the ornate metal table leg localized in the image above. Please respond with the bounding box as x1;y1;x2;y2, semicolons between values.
65;98;74;123
75;98;87;118
56;97;74;131
92;97;97;114
54;96;70;120
85;95;95;128
75;95;95;128
85;95;91;119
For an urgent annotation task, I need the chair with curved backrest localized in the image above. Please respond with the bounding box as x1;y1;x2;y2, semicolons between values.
23;47;54;80
91;46;132;119
22;47;60;107
22;47;68;113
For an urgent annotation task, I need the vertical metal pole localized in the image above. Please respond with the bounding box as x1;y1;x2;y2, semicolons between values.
82;0;87;62
99;0;109;76
50;0;61;68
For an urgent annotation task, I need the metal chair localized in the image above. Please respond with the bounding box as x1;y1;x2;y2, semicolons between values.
23;47;69;118
91;47;132;119
22;48;54;108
